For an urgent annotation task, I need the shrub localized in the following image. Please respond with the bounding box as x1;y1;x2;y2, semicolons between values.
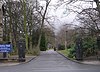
40;32;47;51
67;44;75;58
67;45;71;49
58;44;65;50
83;36;97;57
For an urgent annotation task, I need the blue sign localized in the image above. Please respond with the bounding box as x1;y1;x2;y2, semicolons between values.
0;44;12;52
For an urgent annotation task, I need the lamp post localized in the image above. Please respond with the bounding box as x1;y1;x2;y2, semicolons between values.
65;31;67;49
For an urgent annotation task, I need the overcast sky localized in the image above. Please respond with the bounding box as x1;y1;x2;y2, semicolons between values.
40;0;97;32
11;0;97;32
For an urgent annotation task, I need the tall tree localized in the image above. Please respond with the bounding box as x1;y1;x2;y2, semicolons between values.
23;0;28;51
36;0;51;54
40;32;46;51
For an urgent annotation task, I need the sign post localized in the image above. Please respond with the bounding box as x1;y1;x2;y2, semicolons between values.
0;44;12;58
0;44;12;52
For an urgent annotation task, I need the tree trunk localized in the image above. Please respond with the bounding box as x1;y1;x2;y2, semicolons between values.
36;0;51;55
23;0;28;51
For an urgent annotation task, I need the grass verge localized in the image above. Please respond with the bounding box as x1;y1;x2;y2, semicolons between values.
58;49;75;60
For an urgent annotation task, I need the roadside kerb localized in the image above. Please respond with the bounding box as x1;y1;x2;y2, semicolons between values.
57;51;100;66
0;56;37;67
18;56;36;64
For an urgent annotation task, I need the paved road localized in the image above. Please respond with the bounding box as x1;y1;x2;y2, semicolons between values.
0;50;100;72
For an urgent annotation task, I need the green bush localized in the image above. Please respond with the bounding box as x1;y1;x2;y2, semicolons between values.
58;44;65;50
67;44;75;58
67;45;71;49
83;36;97;57
32;30;40;46
40;32;47;51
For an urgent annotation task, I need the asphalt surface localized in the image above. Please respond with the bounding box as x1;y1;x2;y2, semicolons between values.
0;50;100;72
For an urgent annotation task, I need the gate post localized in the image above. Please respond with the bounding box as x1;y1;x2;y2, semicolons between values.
17;39;26;62
97;35;100;60
75;37;83;60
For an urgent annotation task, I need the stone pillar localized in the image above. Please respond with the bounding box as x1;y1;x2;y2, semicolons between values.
75;37;83;60
97;35;100;60
17;39;26;62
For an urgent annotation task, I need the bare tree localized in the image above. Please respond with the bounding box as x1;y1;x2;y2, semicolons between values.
35;0;51;54
77;8;100;36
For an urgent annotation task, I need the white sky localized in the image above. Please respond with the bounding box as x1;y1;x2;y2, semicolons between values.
39;0;97;32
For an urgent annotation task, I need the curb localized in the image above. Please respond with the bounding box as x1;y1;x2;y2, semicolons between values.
57;51;100;66
0;56;37;67
18;56;37;65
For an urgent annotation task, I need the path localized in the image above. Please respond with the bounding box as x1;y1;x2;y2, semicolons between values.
0;50;100;72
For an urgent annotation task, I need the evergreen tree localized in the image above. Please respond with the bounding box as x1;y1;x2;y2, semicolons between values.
40;32;46;51
32;29;40;46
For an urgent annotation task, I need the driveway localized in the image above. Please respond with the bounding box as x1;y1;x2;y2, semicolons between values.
0;50;100;72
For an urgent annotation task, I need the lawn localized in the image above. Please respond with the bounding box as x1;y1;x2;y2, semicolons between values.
58;49;75;59
58;49;69;57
